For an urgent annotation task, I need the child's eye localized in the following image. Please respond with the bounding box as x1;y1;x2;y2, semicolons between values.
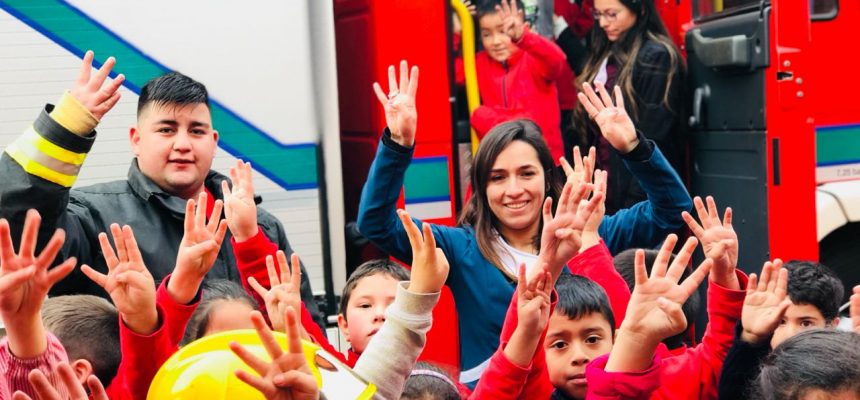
358;303;371;309
800;320;814;328
778;318;787;326
550;341;567;350
585;335;602;344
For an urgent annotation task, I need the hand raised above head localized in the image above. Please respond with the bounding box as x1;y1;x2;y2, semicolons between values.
497;0;525;41
70;50;125;120
372;60;419;147
537;178;603;281
399;209;449;294
577;83;638;154
682;196;740;290
516;263;552;336
81;224;157;335
169;192;228;304
12;362;109;400
248;251;303;333
560;146;596;201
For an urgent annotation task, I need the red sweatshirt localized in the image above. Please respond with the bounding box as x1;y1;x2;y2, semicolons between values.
105;276;200;400
554;0;594;39
473;29;567;161
648;270;748;400
469;240;633;399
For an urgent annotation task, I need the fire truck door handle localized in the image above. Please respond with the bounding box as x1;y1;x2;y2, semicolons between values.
689;29;751;68
689;85;710;128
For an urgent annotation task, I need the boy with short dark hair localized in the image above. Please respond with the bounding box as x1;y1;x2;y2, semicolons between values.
472;0;567;161
718;259;845;400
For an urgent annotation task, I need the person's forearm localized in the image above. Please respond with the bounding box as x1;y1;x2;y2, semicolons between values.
605;327;658;372
503;326;540;368
4;313;47;358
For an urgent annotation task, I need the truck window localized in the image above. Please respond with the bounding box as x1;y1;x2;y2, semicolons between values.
811;0;838;20
693;0;759;19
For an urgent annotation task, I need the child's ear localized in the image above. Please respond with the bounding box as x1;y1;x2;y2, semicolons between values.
829;317;841;328
337;313;351;343
70;358;94;385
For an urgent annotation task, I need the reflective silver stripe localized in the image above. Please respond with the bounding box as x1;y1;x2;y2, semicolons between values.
459;356;492;383
10;134;82;176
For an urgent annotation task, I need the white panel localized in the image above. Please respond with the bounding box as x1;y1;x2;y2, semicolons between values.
406;201;453;220
0;8;327;294
816;163;860;184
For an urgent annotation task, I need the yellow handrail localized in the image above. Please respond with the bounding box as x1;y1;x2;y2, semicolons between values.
450;0;481;155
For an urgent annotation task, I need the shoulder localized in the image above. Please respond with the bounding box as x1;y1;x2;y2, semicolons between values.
637;39;676;68
72;179;134;197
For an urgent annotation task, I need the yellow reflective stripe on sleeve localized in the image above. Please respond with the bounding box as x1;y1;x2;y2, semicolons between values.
5;143;77;187
23;127;87;166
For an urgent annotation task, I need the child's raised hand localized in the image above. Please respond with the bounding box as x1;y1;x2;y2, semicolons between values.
70;50;124;120
740;259;791;344
82;224;157;335
623;235;711;345
578;83;638;154
169;192;229;304
12;362;108;400
248;251;303;332
537;179;603;281
682;196;740;290
230;309;320;400
851;285;860;335
581;169;607;236
222;160;259;242
497;0;525;41
398;209;449;294
560;146;596;201
516;263;552;337
372;60;419;147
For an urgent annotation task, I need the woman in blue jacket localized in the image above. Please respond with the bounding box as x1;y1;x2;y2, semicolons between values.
357;61;691;386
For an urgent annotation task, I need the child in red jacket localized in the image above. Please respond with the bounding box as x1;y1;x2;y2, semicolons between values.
472;0;567;161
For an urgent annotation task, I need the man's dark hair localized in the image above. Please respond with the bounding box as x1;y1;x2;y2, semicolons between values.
614;248;701;348
755;329;860;400
182;279;258;345
42;295;121;386
476;0;525;19
339;259;410;320
137;71;209;115
555;273;616;335
784;260;844;321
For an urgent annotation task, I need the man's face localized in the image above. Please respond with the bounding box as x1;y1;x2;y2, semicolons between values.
336;274;399;354
770;303;837;348
545;312;614;399
130;102;218;199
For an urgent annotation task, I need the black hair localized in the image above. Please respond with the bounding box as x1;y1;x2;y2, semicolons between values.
784;260;844;322
755;329;860;400
555;273;616;335
401;361;460;400
475;0;526;19
42;295;121;386
137;71;210;115
182;279;258;345
339;259;410;320
614;248;701;348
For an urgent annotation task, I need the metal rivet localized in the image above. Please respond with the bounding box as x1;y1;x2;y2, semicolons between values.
783;60;791;67
797;91;804;98
796;78;803;85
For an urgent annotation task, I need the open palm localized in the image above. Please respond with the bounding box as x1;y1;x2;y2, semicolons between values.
741;260;790;343
578;83;638;154
373;60;419;146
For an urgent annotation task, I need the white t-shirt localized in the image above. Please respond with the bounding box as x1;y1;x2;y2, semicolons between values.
496;234;539;277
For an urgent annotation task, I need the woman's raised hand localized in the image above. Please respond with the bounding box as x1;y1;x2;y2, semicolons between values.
373;60;419;147
578;83;639;154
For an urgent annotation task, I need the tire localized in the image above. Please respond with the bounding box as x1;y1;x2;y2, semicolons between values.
819;222;860;303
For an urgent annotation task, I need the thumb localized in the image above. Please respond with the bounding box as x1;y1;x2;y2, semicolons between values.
657;297;687;334
183;240;220;261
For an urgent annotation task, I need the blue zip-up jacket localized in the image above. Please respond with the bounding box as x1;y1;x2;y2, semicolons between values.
357;129;691;385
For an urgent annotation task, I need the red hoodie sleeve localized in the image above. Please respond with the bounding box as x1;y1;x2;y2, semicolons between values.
656;269;748;400
231;227;280;317
567;240;631;328
155;275;201;348
515;29;567;82
585;353;662;400
106;304;176;400
571;0;595;38
469;290;556;399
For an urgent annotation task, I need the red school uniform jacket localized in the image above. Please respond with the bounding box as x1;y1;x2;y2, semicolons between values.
649;270;748;400
473;29;567;161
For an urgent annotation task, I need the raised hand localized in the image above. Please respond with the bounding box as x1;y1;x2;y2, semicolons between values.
0;210;76;358
11;362;108;400
372;60;419;147
625;236;711;344
398;209;449;294
537;180;603;282
169;192;229;304
682;196;740;290
82;224;157;335
463;0;477;16
577;83;638;154
230;309;320;400
70;50;125;120
516;263;552;337
740;259;791;344
248;251;303;332
580;169;607;246
560;146;596;200
851;285;860;335
222;160;259;242
497;0;525;41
